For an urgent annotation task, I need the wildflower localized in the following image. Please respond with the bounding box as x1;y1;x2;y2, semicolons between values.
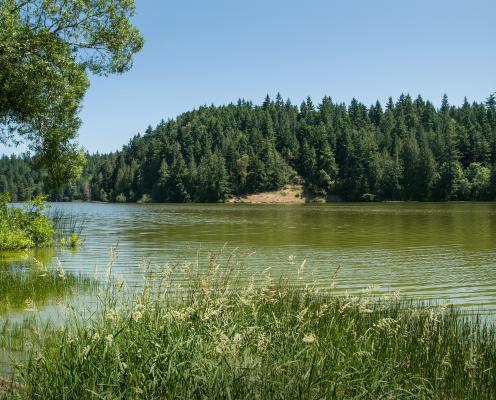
33;257;48;274
302;333;316;344
105;334;114;346
92;332;100;342
120;362;128;370
132;311;143;322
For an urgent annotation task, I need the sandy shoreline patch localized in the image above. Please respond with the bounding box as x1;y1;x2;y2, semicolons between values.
228;185;305;204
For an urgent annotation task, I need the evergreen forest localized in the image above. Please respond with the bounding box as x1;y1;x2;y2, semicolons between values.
2;93;496;203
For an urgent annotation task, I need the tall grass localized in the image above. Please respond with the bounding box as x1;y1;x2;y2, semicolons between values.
1;253;494;399
0;256;95;315
49;208;86;247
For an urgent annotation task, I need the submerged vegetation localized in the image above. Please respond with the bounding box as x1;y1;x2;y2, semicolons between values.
1;254;494;399
0;194;54;251
2;93;496;202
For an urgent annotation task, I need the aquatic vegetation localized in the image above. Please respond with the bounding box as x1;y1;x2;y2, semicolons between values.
0;258;95;315
0;194;54;251
2;254;495;399
59;234;81;249
49;209;86;247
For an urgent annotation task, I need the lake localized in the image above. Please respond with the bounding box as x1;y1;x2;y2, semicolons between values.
3;202;496;314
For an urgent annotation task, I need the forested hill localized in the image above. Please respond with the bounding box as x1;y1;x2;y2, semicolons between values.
2;93;496;202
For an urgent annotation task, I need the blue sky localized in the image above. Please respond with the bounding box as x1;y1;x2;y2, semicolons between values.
2;0;495;155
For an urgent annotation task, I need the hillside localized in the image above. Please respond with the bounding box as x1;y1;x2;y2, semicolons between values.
1;93;496;202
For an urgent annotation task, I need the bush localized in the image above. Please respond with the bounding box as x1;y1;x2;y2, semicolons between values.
0;193;54;250
115;193;127;203
137;193;152;204
361;193;376;202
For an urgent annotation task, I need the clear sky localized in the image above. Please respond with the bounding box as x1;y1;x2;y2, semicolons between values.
2;0;495;155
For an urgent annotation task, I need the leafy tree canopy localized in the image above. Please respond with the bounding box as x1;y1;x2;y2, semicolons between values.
0;0;143;186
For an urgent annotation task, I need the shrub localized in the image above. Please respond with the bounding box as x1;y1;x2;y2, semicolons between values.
137;193;152;204
0;193;54;250
115;193;127;203
361;193;376;202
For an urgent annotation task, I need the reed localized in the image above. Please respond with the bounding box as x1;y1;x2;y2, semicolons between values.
0;257;95;315
1;253;495;399
49;208;86;247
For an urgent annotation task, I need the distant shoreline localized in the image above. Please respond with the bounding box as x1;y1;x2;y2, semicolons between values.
8;185;496;205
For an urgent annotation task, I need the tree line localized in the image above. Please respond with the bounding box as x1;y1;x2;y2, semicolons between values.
2;93;496;202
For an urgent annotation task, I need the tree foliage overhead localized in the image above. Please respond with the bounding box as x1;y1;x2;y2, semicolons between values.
2;93;496;202
0;0;143;186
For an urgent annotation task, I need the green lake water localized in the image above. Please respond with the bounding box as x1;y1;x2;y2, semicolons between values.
1;201;496;374
2;202;496;313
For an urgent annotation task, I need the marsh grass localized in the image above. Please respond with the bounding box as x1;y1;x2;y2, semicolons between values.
49;209;86;247
0;257;95;315
1;252;496;399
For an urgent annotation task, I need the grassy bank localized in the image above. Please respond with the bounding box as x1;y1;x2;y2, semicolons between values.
1;256;494;399
0;195;54;251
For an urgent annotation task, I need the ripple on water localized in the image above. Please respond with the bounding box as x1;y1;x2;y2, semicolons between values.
5;202;496;316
